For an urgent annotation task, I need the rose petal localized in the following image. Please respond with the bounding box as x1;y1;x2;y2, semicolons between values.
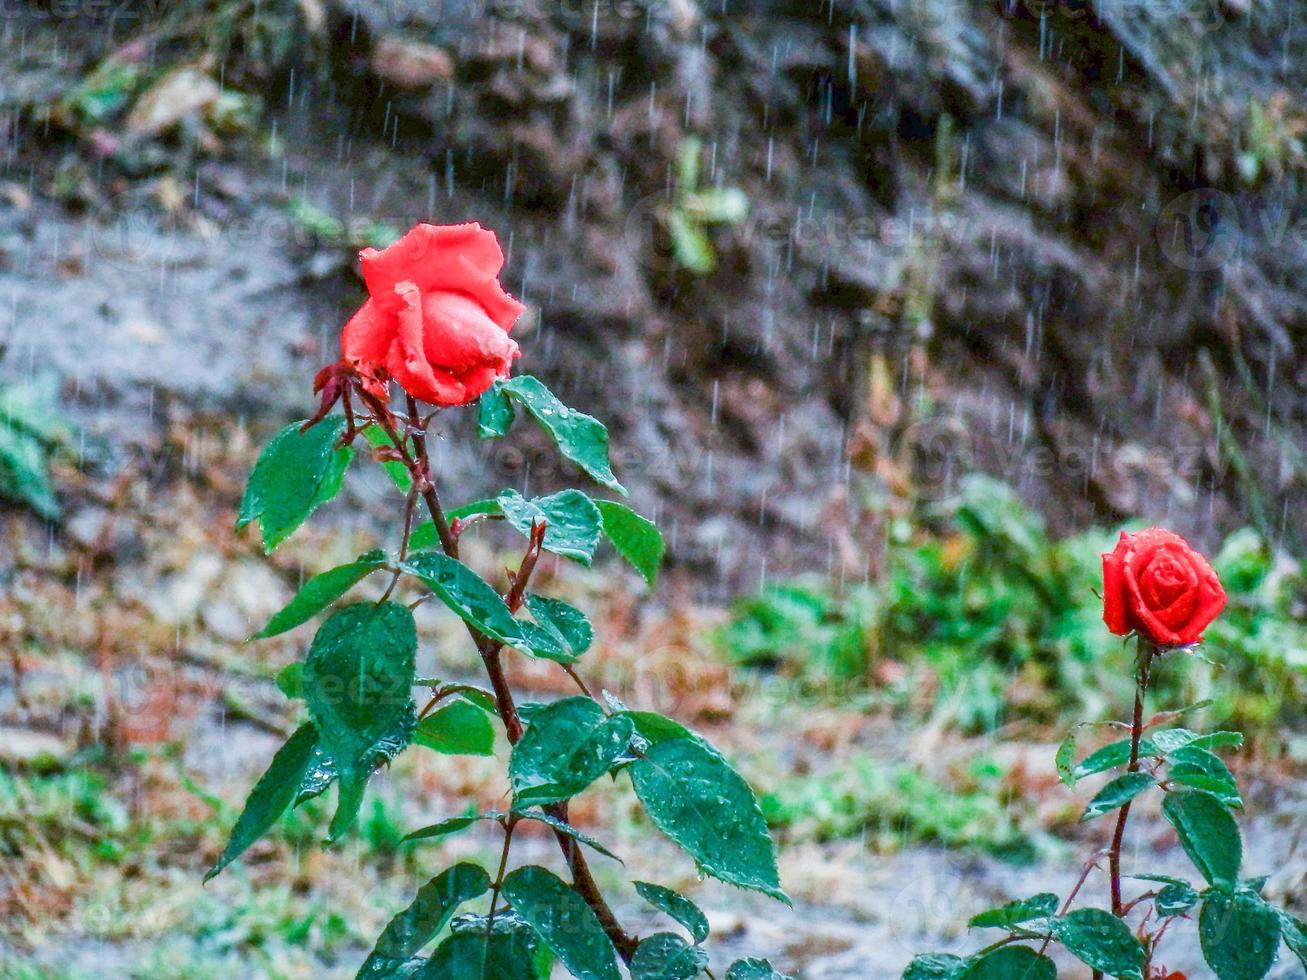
1102;533;1131;636
359;222;525;328
421;290;520;373
385;281;464;405
340;298;393;368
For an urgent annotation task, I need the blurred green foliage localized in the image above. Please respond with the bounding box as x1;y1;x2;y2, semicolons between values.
0;376;74;519
720;476;1307;740
760;756;1047;863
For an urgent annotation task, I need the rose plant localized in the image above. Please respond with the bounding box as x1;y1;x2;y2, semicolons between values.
902;528;1307;980
207;222;792;979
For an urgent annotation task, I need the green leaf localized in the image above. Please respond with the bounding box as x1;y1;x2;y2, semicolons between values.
407;521;439;552
957;946;1056;980
1050;908;1146;979
1155;881;1200;917
514;810;623;862
414;700;495;757
1168;745;1242;807
620;710;693;747
1278;909;1307;972
630;933;708;980
403;812;485;844
411;497;503;549
595;500;664;587
901;954;966;980
0;420;60;518
294;742;337;806
500;865;621;980
1081;772;1156;822
968;893;1058;930
1150;728;1243;755
421;913;543;979
634;882;709;943
524;594;593;658
497;489;603;565
1054;727;1079;788
398;551;565;660
476;384;516;438
1073;739;1160;782
303;603;417;840
204;722;319;882
726;960;793;980
1162;791;1242;889
361;425;413;493
355;863;491;978
254;550;389;639
237;416;354;553
509;697;633;807
482;377;626;494
1200;889;1281;980
448;497;503;521
275;662;305;700
630;736;787;904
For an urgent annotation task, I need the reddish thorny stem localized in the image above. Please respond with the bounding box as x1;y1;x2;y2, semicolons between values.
357;387;641;962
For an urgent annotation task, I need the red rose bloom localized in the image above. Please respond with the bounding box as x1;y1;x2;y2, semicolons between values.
1102;528;1227;647
341;222;524;405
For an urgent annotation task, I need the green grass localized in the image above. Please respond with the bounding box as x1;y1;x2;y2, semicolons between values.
760;755;1049;864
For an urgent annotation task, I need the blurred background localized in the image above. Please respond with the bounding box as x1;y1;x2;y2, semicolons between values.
0;1;1304;976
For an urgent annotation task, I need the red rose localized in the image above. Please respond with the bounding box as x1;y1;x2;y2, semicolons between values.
341;222;524;405
1102;528;1227;647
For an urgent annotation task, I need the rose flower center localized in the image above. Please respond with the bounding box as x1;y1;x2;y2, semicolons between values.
1138;551;1198;627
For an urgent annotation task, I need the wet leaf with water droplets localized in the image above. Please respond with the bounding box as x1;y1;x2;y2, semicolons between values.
634;881;709;943
513;809;623;862
901;953;966;980
1163;791;1242;889
1080;772;1156;822
1167;745;1242;807
957;946;1056;980
1050;907;1146;979
524;593;593;658
236;416;354;553
630;932;708;980
253;549;389;639
500;865;621;980
413;699;495;756
509;697;632;807
420;917;543;979
497;488;602;564
477;376;626;494
1199;889;1280;980
1072;738;1160;782
355;862;491;979
1155;880;1200;917
595;500;664;587
1278;909;1307;972
402;812;486;844
968;893;1058;930
399;551;566;660
726;959;793;980
303;602;417;841
204;722;319;882
630;736;787;904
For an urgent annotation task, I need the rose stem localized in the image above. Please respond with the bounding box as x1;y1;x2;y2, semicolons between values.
369;390;640;962
1108;637;1156;917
